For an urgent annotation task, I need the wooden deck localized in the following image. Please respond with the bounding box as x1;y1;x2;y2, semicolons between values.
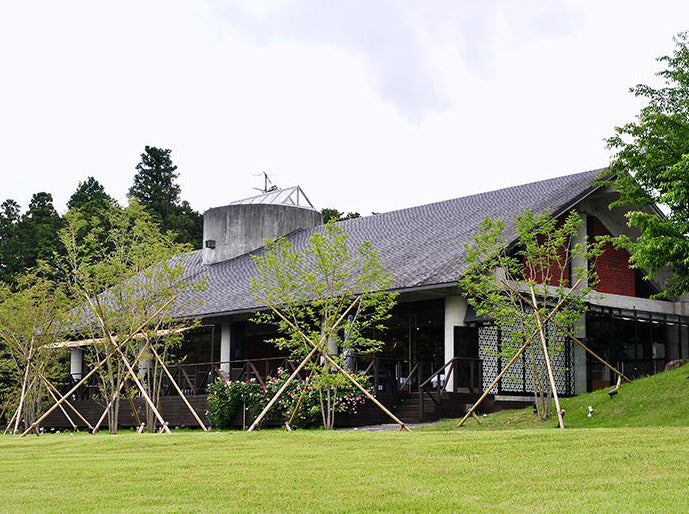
41;391;492;430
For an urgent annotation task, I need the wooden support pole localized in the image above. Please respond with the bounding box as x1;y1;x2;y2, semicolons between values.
33;367;93;431
87;293;171;434
287;367;316;428
458;285;578;427
267;299;412;431
552;321;631;383
149;343;209;432
248;297;360;432
21;298;175;437
530;286;565;429
458;339;531;427
247;338;325;432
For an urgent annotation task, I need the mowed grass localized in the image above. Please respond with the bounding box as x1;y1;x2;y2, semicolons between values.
428;361;689;432
2;364;689;513
1;426;688;513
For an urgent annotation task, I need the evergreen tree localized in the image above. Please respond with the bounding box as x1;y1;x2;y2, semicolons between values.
68;176;117;215
129;146;203;248
0;200;21;286
12;193;64;283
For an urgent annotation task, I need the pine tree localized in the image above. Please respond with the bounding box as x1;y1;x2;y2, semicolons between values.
129;146;202;248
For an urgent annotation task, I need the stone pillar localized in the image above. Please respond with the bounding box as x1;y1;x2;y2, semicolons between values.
573;315;588;395
444;296;467;391
70;347;83;381
571;211;589;394
220;323;232;378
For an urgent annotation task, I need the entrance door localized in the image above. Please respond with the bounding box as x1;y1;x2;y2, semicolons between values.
453;326;479;392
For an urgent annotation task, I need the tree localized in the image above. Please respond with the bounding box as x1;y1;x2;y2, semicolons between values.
0;273;68;434
0;200;21;286
16;193;64;282
129;146;203;248
607;32;689;298
250;222;397;430
59;200;201;433
459;211;606;425
321;208;361;224
68;177;118;216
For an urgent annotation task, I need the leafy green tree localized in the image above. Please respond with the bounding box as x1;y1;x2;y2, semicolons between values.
129;146;203;248
321;208;361;224
0;273;68;434
459;212;606;425
607;32;689;298
250;222;396;430
60;200;200;433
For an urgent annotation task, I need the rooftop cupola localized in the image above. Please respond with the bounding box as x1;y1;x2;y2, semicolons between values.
202;186;322;265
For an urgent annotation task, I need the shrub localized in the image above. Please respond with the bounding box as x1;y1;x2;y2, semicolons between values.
206;368;371;429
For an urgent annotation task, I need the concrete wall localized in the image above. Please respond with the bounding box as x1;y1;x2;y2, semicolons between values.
202;204;323;265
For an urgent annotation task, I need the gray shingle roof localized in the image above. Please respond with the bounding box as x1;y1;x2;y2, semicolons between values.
172;169;604;319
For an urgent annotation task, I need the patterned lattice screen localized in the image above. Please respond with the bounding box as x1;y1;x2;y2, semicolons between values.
479;324;574;395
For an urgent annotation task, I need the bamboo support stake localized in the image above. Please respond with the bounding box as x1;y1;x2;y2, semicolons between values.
269;304;411;431
248;297;361;432
552;321;630;383
13;347;34;434
458;339;531;427
110;341;170;433
21;298;175;437
287;367;316;429
2;333;95;432
149;343;209;432
88;294;171;434
530;285;565;429
458;285;577;427
248;338;326;432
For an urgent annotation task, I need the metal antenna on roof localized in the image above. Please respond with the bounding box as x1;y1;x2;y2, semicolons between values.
253;172;279;194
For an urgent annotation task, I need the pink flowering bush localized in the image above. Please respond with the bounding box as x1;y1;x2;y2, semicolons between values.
207;368;371;429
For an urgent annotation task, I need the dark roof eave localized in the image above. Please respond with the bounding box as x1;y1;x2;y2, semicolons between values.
176;281;461;321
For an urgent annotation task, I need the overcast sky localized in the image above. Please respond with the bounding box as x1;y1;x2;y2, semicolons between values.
1;1;687;216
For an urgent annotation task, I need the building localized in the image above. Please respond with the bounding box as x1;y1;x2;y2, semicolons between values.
64;169;689;426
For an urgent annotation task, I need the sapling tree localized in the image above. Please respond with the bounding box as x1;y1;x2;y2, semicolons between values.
60;199;201;433
459;211;606;422
250;222;397;430
0;273;68;434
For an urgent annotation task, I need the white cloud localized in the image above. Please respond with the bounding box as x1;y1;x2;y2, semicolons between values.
1;0;688;216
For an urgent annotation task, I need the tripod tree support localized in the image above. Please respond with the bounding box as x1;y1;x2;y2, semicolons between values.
269;301;411;432
458;281;580;428
21;298;174;437
248;297;360;432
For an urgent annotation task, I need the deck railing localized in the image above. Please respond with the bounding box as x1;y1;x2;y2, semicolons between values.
58;354;483;401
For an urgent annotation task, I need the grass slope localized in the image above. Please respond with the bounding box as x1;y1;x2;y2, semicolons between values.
430;362;689;431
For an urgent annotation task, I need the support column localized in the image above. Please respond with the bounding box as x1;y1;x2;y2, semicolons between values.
573;316;587;395
571;210;588;394
444;296;467;391
220;323;232;378
70;347;83;381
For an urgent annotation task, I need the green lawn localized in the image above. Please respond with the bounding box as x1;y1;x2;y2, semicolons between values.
2;364;688;513
1;426;688;512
